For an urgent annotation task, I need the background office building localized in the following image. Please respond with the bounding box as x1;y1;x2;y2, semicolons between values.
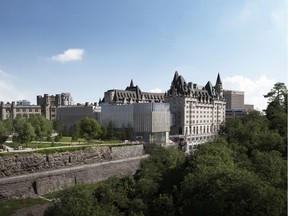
56;103;100;129
223;90;254;120
223;90;244;110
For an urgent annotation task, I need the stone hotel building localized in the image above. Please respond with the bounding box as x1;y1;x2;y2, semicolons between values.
164;72;226;151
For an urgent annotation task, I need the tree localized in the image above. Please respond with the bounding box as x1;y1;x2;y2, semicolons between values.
251;150;287;188
151;194;175;216
52;119;64;135
13;117;35;144
29;115;52;142
93;177;137;215
264;82;287;137
0;122;7;143
78;117;102;141
264;82;287;105
181;168;286;216
0;119;13;143
100;125;108;140
71;123;80;141
3;118;13;134
106;120;116;140
44;185;96;216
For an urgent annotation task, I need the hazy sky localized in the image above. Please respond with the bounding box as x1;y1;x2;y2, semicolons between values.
0;0;286;110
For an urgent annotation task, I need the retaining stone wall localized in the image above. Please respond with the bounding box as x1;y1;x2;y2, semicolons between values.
0;155;148;199
0;144;144;178
0;144;146;200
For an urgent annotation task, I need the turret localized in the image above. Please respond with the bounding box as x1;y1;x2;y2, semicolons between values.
215;73;223;99
130;79;134;88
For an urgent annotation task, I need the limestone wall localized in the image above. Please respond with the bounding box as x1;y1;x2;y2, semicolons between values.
0;144;147;200
0;144;144;178
0;155;148;199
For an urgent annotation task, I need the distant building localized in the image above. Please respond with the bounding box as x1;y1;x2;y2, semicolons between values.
164;72;226;152
37;93;74;121
37;94;61;121
101;80;165;104
16;100;31;106
61;93;74;106
225;109;246;121
244;104;254;111
56;103;100;129
223;90;254;121
0;101;41;120
223;90;244;110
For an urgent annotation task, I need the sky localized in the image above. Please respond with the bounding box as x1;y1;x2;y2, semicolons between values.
0;0;286;111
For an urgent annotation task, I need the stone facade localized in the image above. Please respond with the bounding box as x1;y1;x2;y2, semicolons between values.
164;72;226;153
0;101;41;121
37;94;61;121
101;79;165;104
36;93;75;121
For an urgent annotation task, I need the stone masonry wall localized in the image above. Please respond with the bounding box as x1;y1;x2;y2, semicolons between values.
0;144;144;178
0;155;148;199
0;144;147;200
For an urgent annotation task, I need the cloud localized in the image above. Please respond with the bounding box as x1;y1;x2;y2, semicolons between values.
223;75;276;111
0;70;27;102
233;1;259;25
149;88;162;93
50;49;84;63
270;5;286;30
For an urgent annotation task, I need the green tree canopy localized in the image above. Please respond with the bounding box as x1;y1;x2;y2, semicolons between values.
29;115;52;141
77;117;102;141
13;117;35;144
264;82;287;137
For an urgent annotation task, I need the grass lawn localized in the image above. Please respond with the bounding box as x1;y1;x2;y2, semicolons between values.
0;198;48;216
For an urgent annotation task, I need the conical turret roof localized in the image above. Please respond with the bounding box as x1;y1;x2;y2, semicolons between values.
216;73;222;85
130;79;134;87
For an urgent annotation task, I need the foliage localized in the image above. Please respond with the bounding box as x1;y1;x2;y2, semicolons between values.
106;120;116;140
52;119;64;134
44;185;96;216
29;115;52;141
221;110;286;156
71;117;102;141
264;82;287;137
0;198;47;216
13;117;35;144
35;146;91;154
71;123;80;141
0;119;13;140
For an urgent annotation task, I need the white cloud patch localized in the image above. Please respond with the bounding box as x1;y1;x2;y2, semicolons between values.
50;49;84;63
270;5;286;30
223;75;276;111
149;88;162;93
0;70;27;102
233;1;259;25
